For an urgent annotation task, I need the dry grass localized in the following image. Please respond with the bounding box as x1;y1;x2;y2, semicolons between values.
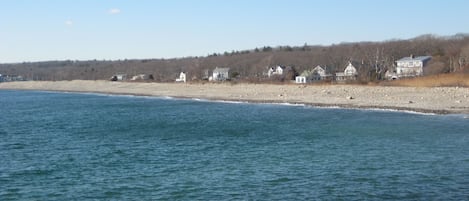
382;73;469;87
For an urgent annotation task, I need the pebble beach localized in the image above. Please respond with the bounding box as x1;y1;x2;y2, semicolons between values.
1;80;469;114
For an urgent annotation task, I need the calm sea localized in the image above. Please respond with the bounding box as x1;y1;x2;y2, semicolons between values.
1;90;468;200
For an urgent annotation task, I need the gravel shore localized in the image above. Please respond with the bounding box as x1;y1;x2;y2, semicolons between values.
1;80;469;114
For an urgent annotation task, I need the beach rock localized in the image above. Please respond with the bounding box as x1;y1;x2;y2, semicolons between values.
408;100;414;104
346;96;354;100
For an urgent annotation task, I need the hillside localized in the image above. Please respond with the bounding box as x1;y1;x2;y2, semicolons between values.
1;34;469;82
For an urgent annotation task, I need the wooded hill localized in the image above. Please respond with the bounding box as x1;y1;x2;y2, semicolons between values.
1;34;469;82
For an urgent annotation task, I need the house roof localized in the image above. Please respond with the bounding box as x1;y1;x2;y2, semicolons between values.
397;56;432;62
213;67;230;73
344;62;357;70
312;65;324;71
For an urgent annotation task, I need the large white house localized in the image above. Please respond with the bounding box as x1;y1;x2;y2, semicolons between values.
175;72;186;82
335;62;358;82
267;66;285;77
395;55;432;78
212;67;230;81
111;73;127;81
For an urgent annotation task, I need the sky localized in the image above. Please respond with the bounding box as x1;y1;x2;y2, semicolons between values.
1;0;469;63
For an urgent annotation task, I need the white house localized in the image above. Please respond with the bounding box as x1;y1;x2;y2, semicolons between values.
111;73;127;81
335;62;358;82
295;75;307;83
212;67;230;81
267;66;285;77
395;55;432;78
131;74;150;81
295;69;311;83
175;72;187;82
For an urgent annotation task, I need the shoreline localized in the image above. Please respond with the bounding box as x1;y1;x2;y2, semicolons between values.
1;80;469;114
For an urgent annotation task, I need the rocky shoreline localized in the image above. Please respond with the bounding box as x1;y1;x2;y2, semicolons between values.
1;80;469;114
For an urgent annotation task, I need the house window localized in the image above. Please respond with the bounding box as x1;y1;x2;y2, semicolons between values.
408;62;414;67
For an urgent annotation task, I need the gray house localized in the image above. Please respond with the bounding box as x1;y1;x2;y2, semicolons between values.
394;55;432;78
212;67;230;81
311;65;332;81
295;65;333;84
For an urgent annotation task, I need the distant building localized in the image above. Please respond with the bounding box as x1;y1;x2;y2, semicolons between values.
295;68;313;83
394;55;432;78
212;67;230;81
295;75;307;83
0;74;26;82
131;74;151;81
110;73;127;81
175;72;187;82
335;62;358;82
295;65;332;84
267;66;285;77
311;65;332;81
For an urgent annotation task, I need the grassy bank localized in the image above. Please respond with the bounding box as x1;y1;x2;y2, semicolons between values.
382;73;469;87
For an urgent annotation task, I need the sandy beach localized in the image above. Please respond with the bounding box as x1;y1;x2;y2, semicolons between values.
1;80;469;114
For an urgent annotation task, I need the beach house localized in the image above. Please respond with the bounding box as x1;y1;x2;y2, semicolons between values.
295;72;309;83
395;55;432;78
295;65;332;83
335;62;358;82
175;72;187;82
110;73;127;81
212;67;230;81
295;68;312;83
131;74;151;81
312;65;332;81
267;66;285;77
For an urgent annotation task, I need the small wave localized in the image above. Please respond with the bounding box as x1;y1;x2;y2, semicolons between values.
357;108;437;116
191;98;208;102
305;105;437;115
269;102;306;107
442;114;469;119
190;98;247;104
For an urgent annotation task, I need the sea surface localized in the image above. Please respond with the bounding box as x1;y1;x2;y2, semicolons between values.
1;90;468;200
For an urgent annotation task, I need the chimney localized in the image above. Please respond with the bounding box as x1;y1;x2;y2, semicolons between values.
410;54;415;59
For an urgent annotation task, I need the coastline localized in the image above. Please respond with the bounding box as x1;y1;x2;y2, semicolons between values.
1;80;469;114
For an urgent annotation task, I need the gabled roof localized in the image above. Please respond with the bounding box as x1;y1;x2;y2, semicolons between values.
213;67;230;73
276;65;286;69
344;62;357;70
312;65;325;72
397;56;432;62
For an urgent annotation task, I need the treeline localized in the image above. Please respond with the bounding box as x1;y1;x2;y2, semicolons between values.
1;34;469;82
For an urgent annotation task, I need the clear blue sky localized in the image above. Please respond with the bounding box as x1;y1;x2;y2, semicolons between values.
1;0;468;63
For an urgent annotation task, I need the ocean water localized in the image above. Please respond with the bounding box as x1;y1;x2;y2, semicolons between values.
1;90;468;200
